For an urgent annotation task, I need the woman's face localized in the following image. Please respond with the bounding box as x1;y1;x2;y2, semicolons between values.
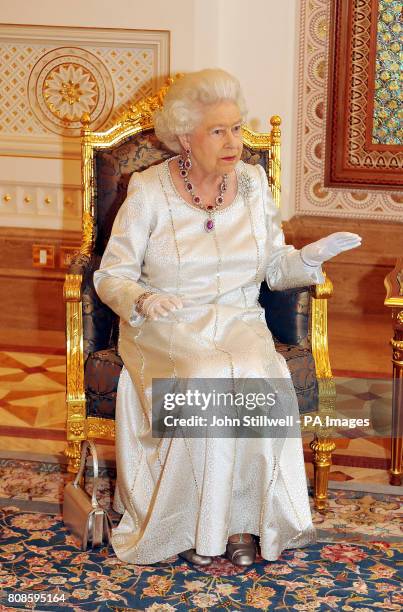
181;100;243;177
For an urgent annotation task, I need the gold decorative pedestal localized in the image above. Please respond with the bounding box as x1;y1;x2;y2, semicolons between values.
384;258;403;486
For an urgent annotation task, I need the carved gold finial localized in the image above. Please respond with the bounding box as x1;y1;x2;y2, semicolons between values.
3;194;11;202
270;115;282;128
44;196;52;204
312;272;334;299
81;112;91;128
24;196;32;203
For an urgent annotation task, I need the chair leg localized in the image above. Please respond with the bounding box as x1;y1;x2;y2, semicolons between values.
65;440;82;473
310;436;336;512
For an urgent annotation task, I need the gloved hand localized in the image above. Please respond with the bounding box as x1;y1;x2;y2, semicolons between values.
140;293;183;320
301;232;362;266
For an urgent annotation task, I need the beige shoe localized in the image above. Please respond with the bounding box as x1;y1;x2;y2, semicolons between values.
179;548;213;566
226;534;256;566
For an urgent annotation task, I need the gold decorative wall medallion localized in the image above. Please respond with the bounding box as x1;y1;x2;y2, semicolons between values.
43;63;98;122
28;47;114;137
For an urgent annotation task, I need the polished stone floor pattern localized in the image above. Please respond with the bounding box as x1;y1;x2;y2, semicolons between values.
0;350;399;493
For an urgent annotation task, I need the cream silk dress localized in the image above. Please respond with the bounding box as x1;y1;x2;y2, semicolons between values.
94;158;324;565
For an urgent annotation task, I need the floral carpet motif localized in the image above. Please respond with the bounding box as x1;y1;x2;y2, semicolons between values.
0;504;402;612
312;490;402;544
1;458;402;543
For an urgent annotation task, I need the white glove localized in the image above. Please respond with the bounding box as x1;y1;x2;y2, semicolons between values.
301;232;362;266
141;293;183;320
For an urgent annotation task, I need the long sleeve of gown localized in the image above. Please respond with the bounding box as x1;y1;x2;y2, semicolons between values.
256;164;324;290
93;172;153;326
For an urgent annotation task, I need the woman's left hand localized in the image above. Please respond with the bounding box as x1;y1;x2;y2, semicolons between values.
142;293;184;320
300;232;362;266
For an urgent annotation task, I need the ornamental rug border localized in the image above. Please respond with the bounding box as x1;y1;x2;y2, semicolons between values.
0;24;170;160
1;458;402;543
295;0;403;221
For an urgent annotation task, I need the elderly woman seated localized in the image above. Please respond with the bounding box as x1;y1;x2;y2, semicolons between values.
94;69;361;567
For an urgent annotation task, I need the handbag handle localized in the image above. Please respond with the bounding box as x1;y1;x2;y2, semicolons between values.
73;440;100;509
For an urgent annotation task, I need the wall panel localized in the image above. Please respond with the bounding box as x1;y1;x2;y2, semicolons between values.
0;24;170;159
0;228;80;331
295;0;402;221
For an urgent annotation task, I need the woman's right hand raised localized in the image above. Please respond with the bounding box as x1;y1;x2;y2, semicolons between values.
139;293;183;320
300;232;362;266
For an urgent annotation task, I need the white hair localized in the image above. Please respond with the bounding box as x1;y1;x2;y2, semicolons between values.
154;68;247;153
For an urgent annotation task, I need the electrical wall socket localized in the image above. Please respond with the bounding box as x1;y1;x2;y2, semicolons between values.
32;244;55;268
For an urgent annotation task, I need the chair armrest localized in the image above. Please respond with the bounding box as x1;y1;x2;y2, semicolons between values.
64;269;87;443
310;274;334;381
259;281;311;347
68;253;92;276
64;251;118;447
66;253;118;361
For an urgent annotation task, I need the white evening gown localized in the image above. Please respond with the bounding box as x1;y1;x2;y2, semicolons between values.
94;158;323;564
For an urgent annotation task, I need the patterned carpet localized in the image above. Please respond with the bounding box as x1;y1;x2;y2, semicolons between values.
0;458;402;611
1;514;401;612
0;351;402;609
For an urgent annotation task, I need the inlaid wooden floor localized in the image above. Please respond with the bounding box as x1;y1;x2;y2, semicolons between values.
0;312;399;491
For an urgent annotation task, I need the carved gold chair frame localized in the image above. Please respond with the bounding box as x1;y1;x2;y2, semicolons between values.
64;78;336;511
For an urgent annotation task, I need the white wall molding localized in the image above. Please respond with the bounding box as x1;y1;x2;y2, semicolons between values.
0;23;170;50
0;180;81;230
0;135;81;160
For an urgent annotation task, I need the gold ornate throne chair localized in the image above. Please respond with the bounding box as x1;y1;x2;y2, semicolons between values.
64;79;336;511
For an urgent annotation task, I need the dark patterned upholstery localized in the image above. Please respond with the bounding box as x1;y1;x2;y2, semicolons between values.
241;148;269;172
259;283;311;347
94;132;173;255
275;343;318;414
85;349;123;419
74;131;318;422
84;338;317;420
70;254;117;361
260;283;318;413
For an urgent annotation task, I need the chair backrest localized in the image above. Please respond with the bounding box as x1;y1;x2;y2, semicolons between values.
94;131;173;255
77;78;281;358
94;133;274;256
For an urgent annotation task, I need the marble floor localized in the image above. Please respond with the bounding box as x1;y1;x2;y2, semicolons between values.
0;312;401;495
